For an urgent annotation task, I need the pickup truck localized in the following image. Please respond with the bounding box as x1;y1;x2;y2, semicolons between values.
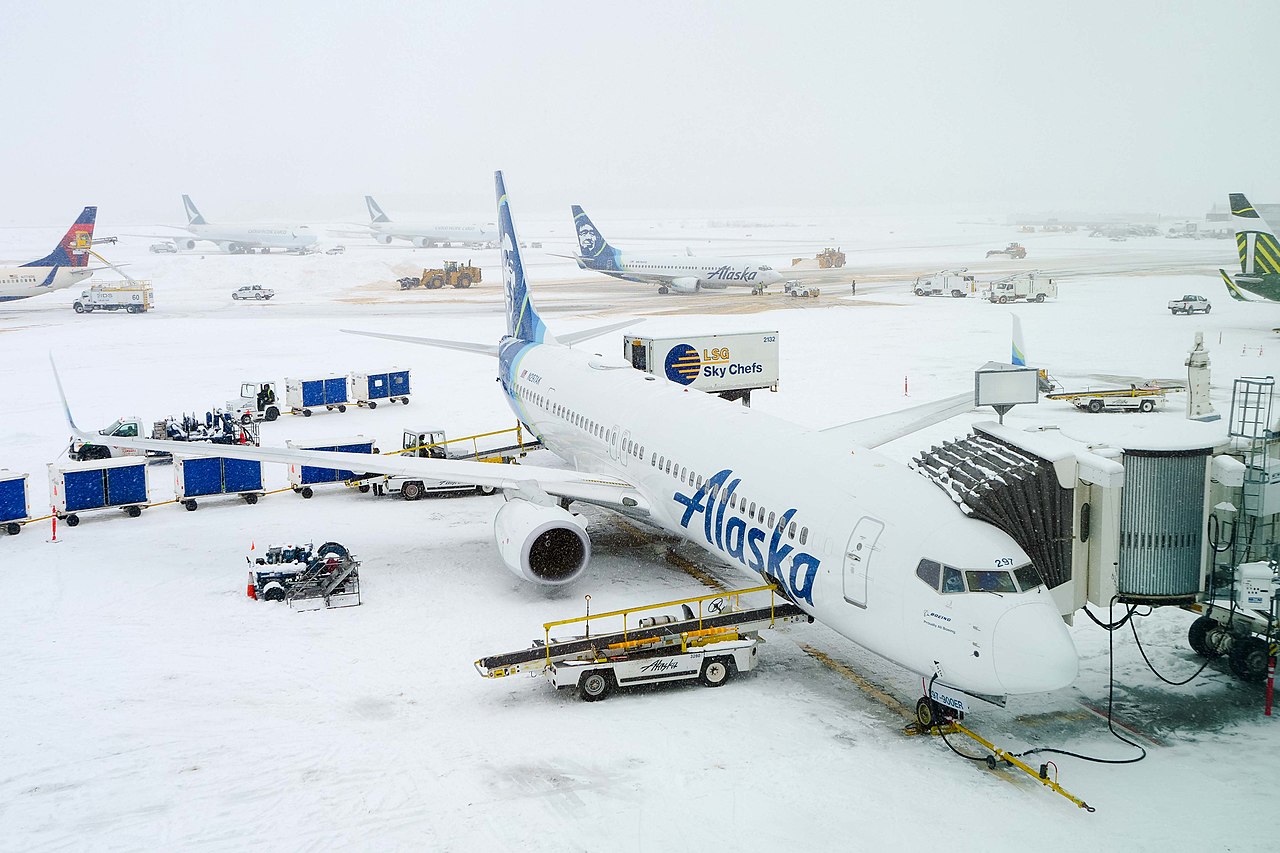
232;284;275;301
1168;294;1211;315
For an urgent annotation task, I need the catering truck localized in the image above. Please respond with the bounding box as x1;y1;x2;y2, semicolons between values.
623;331;779;404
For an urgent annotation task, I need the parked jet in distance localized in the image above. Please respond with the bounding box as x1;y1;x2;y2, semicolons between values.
132;195;319;254
0;207;99;303
1221;192;1280;304
567;205;784;294
64;171;1078;716
363;196;498;248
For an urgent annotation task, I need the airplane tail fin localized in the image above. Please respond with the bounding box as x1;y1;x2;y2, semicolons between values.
22;207;96;268
498;172;553;344
1230;192;1280;275
366;195;390;223
1011;315;1027;366
571;205;623;272
182;194;206;226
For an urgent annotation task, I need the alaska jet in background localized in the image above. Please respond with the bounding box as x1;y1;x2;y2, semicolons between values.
1221;192;1280;304
135;195;319;254
363;196;498;248
62;171;1078;713
567;205;784;294
0;207;98;303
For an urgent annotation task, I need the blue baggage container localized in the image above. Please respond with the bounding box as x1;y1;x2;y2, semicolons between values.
288;438;374;488
223;458;263;492
389;370;410;397
323;377;349;404
179;457;223;498
302;379;325;407
106;464;148;505
366;373;390;400
0;471;29;528
64;469;106;511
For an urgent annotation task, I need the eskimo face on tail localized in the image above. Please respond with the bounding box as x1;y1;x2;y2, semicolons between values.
577;222;601;255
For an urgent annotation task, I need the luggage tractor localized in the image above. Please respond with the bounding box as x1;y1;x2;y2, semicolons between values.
230;381;281;423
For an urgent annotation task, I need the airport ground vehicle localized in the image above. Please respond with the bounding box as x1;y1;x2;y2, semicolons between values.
623;332;780;400
987;271;1057;303
229;381;281;423
985;242;1027;259
232;284;274;300
1169;294;1212;314
783;280;819;298
816;248;846;269
149;242;176;254
72;281;153;314
325;245;346;255
913;268;973;297
249;541;360;610
401;261;482;289
70;414;255;461
1045;385;1169;413
365;426;538;499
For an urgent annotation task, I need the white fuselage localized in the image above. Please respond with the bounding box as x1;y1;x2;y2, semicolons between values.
370;222;499;247
186;223;318;251
501;342;1077;698
606;256;783;291
0;266;94;302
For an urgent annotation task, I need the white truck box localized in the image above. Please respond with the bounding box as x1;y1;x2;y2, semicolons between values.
623;331;779;395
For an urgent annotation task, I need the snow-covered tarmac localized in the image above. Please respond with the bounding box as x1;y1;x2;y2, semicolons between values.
1;218;1277;850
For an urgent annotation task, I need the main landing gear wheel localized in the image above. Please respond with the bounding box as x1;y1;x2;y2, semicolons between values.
578;670;613;701
699;657;733;687
1229;636;1269;683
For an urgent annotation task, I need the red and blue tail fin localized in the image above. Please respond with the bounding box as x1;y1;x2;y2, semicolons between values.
22;207;96;268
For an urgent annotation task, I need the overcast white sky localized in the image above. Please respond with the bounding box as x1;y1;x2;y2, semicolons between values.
1;1;1276;224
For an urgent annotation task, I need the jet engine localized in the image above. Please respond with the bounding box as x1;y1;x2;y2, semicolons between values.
377;234;393;245
493;499;590;586
179;239;196;250
669;277;700;294
412;237;434;248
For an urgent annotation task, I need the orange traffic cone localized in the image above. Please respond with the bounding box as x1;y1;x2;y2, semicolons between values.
246;571;257;600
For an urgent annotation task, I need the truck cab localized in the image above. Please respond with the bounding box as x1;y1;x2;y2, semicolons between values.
1168;294;1211;315
229;381;281;423
70;417;146;461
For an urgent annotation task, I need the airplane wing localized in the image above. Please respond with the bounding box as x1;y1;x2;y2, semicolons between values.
819;391;976;449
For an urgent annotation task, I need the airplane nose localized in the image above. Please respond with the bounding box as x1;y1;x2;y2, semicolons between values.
992;603;1078;694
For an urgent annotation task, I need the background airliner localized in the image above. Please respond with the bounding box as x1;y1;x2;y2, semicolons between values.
0;207;98;303
133;195;319;254
363;195;498;248
1221;192;1280;304
62;171;1078;709
568;205;784;294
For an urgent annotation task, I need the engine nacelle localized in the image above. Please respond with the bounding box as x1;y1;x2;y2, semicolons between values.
493;499;590;586
179;239;196;250
669;277;700;294
412;236;433;248
377;234;393;245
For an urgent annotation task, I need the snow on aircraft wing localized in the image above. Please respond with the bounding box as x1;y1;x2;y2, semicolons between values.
819;391;975;449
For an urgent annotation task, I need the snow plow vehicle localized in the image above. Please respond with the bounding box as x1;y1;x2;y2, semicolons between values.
400;261;482;289
986;242;1027;259
815;248;846;269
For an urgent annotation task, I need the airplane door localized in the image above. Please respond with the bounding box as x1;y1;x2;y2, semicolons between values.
843;516;884;608
620;429;631;467
609;425;621;462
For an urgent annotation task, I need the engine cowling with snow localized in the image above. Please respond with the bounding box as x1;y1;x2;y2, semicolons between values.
179;238;196;250
669;277;700;294
412;236;434;248
376;234;393;244
493;499;590;585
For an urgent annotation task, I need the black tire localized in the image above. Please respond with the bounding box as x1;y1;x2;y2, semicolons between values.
243;493;259;505
357;484;370;493
241;413;253;424
998;295;1008;304
1087;399;1104;414
300;487;314;499
302;409;312;418
1035;293;1046;303
125;505;142;518
915;697;936;728
1188;616;1223;658
262;584;286;602
127;305;140;314
338;405;347;413
477;485;497;496
401;481;424;501
183;500;197;511
5;522;20;536
952;290;964;298
264;407;279;422
699;657;733;687
400;398;409;405
65;514;80;527
428;276;445;289
578;670;613;702
73;303;86;314
1170;309;1178;315
1228;636;1269;683
1205;305;1211;313
316;541;349;559
915;288;926;297
1139;399;1155;413
658;286;669;294
456;274;473;288
368;401;377;410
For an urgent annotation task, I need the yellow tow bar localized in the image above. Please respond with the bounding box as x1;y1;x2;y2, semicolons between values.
913;720;1094;811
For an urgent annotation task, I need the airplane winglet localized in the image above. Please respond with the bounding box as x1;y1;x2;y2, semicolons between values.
1221;269;1252;302
49;355;88;438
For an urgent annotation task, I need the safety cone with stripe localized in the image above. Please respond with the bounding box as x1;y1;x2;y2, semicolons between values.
246;571;257;600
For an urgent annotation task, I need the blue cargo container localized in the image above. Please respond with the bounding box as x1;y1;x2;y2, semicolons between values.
351;368;411;408
286;437;375;498
286;375;351;416
48;458;148;526
174;456;265;510
389;370;410;398
0;470;30;535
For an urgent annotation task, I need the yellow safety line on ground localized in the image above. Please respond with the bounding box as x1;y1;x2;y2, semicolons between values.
800;644;914;720
664;549;727;590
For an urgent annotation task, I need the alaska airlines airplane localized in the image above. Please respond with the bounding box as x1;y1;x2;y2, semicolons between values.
1220;192;1280;304
135;195;319;254
60;172;1077;710
0;207;98;303
364;196;499;248
568;205;784;295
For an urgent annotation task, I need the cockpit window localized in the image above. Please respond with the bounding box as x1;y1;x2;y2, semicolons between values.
941;566;965;594
965;570;1018;594
915;559;941;590
1014;564;1043;592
